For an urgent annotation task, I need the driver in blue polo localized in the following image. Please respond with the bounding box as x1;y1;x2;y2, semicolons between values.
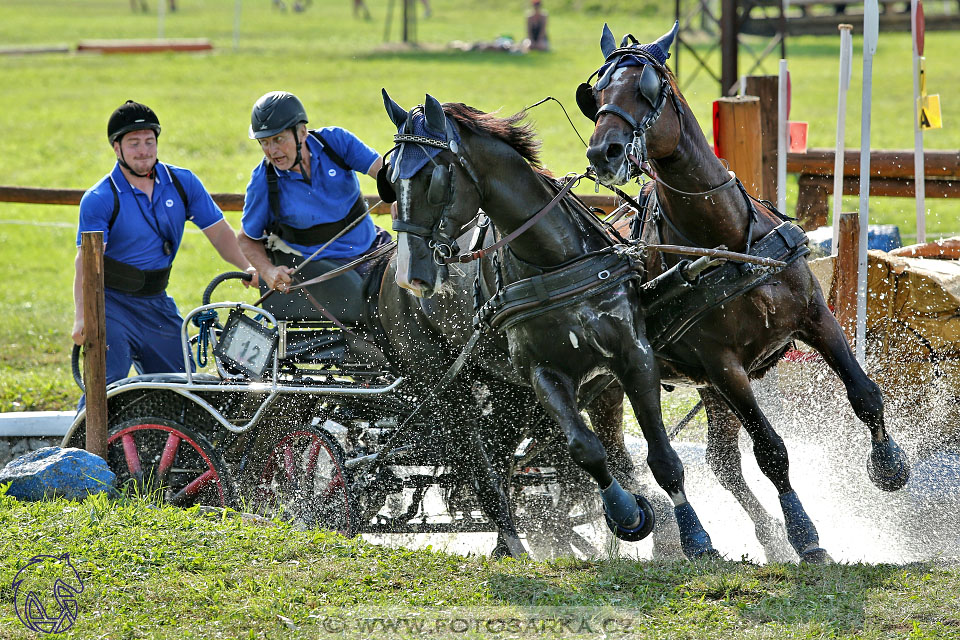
238;91;389;324
73;100;255;390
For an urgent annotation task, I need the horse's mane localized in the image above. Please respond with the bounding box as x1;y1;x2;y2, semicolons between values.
442;103;543;170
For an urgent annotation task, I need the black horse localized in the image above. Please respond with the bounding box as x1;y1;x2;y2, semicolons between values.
378;89;721;559
579;22;910;562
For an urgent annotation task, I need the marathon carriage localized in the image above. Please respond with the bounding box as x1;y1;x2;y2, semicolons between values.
64;268;606;555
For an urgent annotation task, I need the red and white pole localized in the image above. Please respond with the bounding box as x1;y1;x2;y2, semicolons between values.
831;24;854;256
857;0;879;366
912;0;927;243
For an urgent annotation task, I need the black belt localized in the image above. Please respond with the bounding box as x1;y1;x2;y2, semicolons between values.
276;197;367;246
103;255;171;296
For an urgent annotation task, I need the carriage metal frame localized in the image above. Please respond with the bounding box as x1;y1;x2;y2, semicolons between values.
62;285;600;551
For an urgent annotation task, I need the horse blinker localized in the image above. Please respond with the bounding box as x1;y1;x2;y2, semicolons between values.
639;64;661;107
427;163;452;206
376;163;397;203
576;83;598;121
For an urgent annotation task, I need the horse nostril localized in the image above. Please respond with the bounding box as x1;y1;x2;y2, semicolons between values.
605;143;624;161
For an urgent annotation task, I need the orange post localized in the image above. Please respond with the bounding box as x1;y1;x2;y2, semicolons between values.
713;96;764;198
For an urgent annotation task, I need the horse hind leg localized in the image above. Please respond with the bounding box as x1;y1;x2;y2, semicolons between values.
585;382;639;486
800;302;910;491
700;387;795;563
708;360;832;564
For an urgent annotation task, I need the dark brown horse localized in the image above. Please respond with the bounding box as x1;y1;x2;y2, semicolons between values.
580;22;910;562
379;89;723;559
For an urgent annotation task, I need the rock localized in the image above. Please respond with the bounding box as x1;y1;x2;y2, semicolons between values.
0;447;115;501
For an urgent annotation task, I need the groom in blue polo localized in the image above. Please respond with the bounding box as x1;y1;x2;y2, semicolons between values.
73;100;255;389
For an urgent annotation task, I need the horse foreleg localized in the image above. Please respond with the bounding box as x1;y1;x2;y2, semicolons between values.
800;301;910;491
585;383;638;486
530;366;654;541
700;387;795;563
707;358;832;563
613;353;716;559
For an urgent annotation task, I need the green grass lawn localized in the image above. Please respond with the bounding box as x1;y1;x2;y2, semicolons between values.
1;490;957;639
1;0;958;412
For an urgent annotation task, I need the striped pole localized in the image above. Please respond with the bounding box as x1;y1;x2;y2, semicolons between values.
832;25;854;256
857;0;880;366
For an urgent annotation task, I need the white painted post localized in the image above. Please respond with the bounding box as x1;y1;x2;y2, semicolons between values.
157;0;166;38
832;25;854;256
777;59;788;215
912;0;927;243
857;0;879;366
234;0;242;51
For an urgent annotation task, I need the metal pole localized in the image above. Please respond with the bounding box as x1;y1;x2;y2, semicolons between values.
721;0;739;94
857;0;879;366
233;0;241;51
157;0;166;39
832;24;853;256
777;59;788;215
81;232;108;459
911;0;927;243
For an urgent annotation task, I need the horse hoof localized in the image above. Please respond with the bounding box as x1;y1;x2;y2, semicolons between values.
674;503;715;560
867;441;910;492
604;493;655;542
799;547;834;565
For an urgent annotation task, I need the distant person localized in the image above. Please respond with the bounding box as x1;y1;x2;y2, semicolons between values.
524;0;549;52
130;0;177;12
353;0;371;19
73;101;255;390
419;0;431;18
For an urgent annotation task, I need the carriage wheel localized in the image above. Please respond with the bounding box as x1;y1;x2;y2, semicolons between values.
254;426;356;536
107;420;237;508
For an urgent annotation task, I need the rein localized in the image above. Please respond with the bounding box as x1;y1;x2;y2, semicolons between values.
442;172;585;265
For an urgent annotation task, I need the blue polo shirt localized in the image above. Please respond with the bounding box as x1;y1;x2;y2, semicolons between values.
77;162;224;270
241;127;379;260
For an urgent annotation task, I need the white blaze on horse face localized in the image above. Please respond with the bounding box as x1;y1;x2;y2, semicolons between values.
395;179;419;295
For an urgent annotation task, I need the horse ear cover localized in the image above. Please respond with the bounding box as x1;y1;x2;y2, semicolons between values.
376;163;397;203
600;23;616;58
382;88;407;128
423;94;446;135
576;83;598;121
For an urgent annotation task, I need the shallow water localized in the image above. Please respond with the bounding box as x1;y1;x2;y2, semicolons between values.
363;365;960;564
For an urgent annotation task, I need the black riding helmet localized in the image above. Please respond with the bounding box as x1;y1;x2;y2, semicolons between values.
249;91;308;139
108;100;161;178
249;91;311;179
107;100;161;144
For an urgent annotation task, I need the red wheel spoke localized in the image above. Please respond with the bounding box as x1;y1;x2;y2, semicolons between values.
319;473;345;500
121;434;142;475
281;442;297;481
304;440;323;476
169;470;217;506
157;433;181;482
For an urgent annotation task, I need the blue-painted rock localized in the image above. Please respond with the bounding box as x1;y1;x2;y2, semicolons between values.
0;447;115;501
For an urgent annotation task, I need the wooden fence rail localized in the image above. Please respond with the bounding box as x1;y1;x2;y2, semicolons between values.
0;186;625;217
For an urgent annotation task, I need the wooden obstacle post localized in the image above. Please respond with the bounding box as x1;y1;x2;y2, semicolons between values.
713;96;763;197
831;212;860;345
81;232;108;459
745;75;780;203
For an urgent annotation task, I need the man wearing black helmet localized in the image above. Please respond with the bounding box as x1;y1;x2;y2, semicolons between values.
238;91;387;323
73;100;255;387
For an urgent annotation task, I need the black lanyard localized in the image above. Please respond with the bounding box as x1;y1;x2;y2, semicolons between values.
129;178;173;256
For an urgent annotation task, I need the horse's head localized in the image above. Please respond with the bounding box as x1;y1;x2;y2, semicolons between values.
580;22;684;186
379;90;483;298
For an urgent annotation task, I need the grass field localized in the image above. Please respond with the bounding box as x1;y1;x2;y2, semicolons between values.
1;0;958;413
1;490;958;639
